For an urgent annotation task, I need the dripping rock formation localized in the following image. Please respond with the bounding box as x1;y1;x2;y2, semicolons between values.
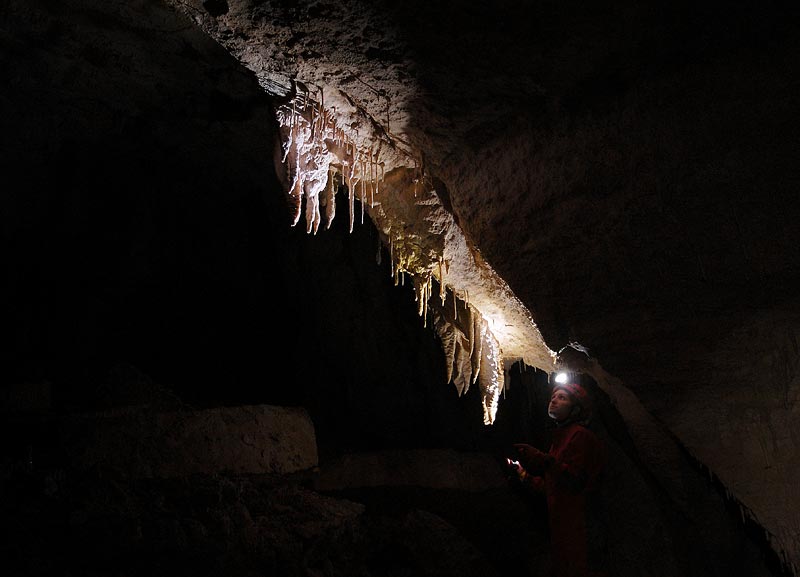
3;0;799;575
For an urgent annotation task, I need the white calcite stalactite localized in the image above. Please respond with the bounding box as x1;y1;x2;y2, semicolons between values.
389;238;395;278
438;318;458;386
413;274;432;327
277;94;337;234
453;341;475;396
348;164;356;233
432;290;476;397
438;258;446;305
276;87;389;237
304;180;322;234
471;309;482;384
324;168;337;228
429;289;509;421
477;317;504;425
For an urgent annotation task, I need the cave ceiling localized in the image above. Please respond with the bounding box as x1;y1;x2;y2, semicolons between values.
164;0;800;405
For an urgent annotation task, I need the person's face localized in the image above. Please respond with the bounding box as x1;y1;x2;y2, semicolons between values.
548;389;575;422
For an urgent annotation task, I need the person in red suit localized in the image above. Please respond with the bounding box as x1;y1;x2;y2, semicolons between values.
509;381;608;577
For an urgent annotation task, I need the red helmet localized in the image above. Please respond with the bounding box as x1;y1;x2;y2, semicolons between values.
554;382;592;421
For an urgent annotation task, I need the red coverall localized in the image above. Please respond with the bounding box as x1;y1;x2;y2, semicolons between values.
519;421;607;577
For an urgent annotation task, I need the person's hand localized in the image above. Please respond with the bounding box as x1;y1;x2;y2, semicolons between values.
513;443;551;469
505;458;526;481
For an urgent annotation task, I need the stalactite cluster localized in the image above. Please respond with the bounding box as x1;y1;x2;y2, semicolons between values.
275;83;385;235
275;82;507;424
429;286;505;424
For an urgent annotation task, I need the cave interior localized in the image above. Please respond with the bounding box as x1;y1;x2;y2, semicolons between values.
2;0;800;576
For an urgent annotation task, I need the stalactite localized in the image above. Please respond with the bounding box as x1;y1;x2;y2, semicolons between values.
309;95;316;140
274;83;532;424
277;87;370;238
348;161;356;234
471;311;482;383
477;319;504;425
317;88;325;132
290;169;302;227
374;147;382;198
348;174;355;233
369;150;375;207
305;184;322;234
281;98;296;163
360;174;365;224
325;168;336;229
290;110;306;227
349;147;359;233
359;153;366;216
421;279;429;327
423;276;430;328
447;345;457;387
438;258;446;305
416;276;426;318
390;237;394;278
318;87;324;133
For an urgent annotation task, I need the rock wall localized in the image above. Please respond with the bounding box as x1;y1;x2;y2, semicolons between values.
57;404;318;478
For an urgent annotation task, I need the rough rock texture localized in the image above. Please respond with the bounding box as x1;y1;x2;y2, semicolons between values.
58;404;318;479
2;470;504;577
167;0;561;388
315;448;508;492
3;0;800;575
155;0;800;570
